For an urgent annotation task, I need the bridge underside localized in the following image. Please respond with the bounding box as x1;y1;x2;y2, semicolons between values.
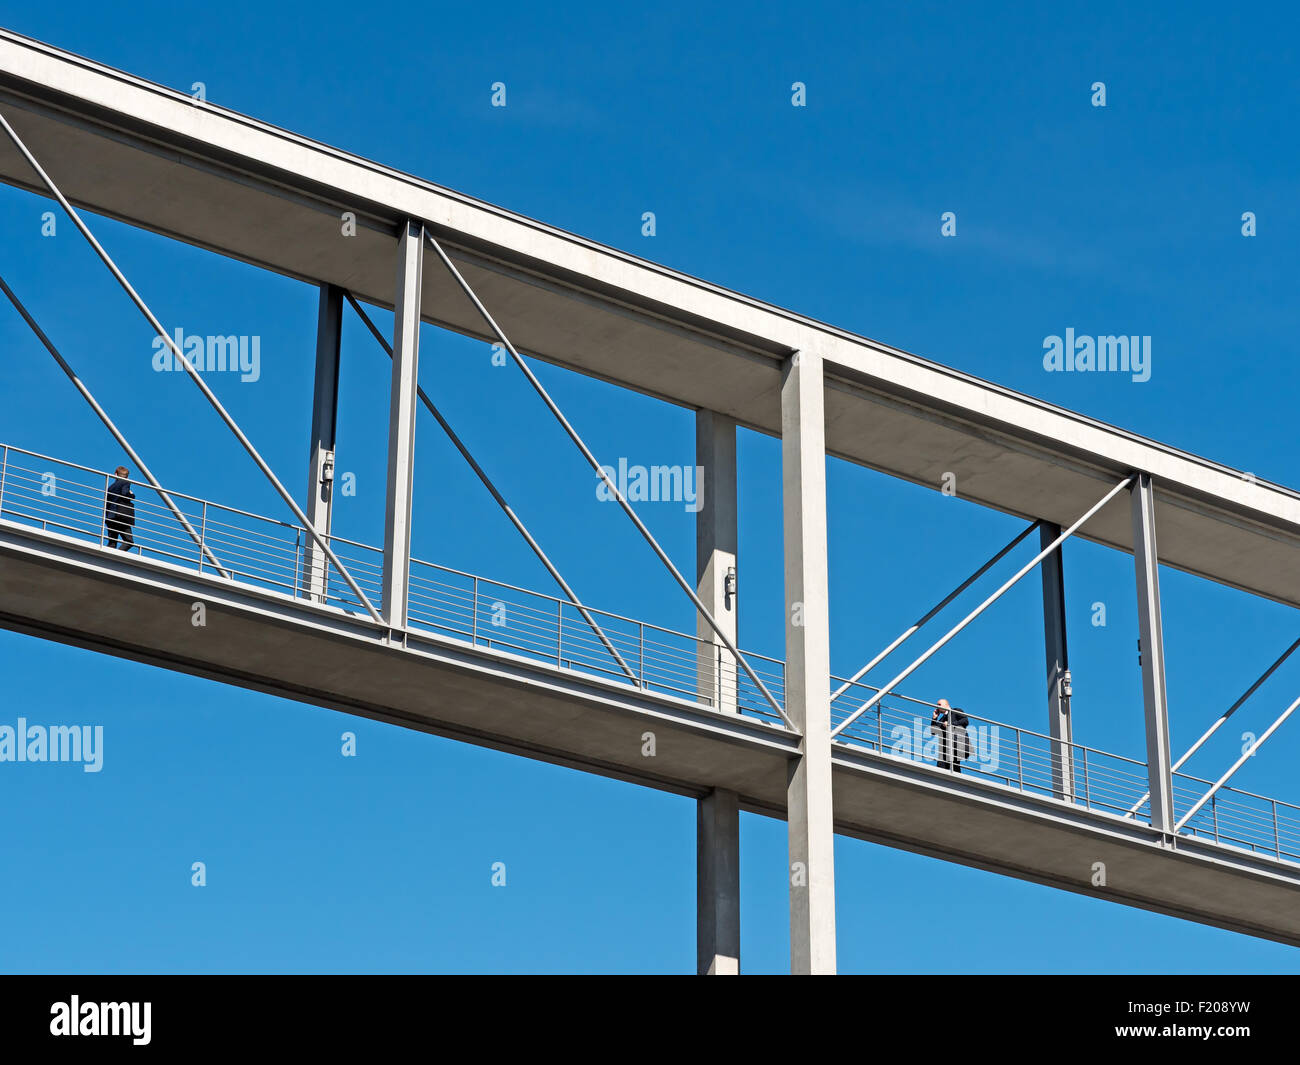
4;519;1298;948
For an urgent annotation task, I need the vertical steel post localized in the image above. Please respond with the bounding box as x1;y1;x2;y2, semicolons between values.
381;222;424;630
198;501;208;572
306;284;343;602
696;409;741;975
1040;522;1074;800
781;351;836;975
99;472;109;547
1131;472;1175;837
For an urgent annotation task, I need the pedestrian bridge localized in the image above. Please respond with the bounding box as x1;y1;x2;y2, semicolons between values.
3;26;1300;970
3;439;1298;946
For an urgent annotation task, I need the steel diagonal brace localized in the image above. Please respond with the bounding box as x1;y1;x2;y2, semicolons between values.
0;274;230;577
831;475;1134;739
422;231;794;730
831;519;1041;703
0;109;383;625
344;292;639;686
1174;694;1300;832
1124;634;1300;819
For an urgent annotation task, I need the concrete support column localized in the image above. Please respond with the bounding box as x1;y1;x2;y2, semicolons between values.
781;351;836;975
1040;522;1074;801
696;788;740;975
381;221;423;629
696;410;738;714
305;283;342;602
1131;472;1175;836
695;410;740;975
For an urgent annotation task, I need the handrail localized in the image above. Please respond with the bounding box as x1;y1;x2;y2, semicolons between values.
0;445;305;528
830;679;1152;769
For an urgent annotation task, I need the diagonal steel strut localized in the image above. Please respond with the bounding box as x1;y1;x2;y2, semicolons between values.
832;476;1134;739
1174;694;1300;833
1125;634;1300;818
831;519;1041;703
0;273;229;576
0;108;383;625
344;291;639;686
422;231;793;729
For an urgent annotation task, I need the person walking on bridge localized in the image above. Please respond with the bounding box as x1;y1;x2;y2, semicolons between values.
104;465;136;551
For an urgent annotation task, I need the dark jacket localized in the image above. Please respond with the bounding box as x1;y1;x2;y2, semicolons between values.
105;478;136;525
931;710;972;764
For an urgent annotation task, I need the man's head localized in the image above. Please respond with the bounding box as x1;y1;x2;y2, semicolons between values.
114;466;129;479
935;698;951;713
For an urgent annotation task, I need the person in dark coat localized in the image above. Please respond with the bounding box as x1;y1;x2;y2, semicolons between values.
949;706;971;773
104;465;136;551
931;699;971;772
931;699;954;770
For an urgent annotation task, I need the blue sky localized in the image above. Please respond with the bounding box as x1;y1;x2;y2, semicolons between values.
0;0;1297;972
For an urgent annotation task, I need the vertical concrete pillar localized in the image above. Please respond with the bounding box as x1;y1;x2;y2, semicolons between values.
696;788;740;975
696;410;738;714
382;221;423;629
305;283;342;602
695;410;740;975
1040;522;1074;801
1131;472;1175;836
781;351;836;975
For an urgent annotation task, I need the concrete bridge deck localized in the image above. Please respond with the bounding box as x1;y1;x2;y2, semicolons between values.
2;444;1298;947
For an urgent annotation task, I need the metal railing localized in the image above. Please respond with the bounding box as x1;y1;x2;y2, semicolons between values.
829;674;1300;863
403;559;787;726
0;443;783;726
1173;771;1300;864
0;445;377;616
2;440;1297;865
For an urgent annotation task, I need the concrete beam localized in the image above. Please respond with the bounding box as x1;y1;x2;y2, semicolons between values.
305;284;342;603
381;222;423;629
696;410;740;975
781;351;836;975
1132;472;1175;836
1040;522;1074;801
